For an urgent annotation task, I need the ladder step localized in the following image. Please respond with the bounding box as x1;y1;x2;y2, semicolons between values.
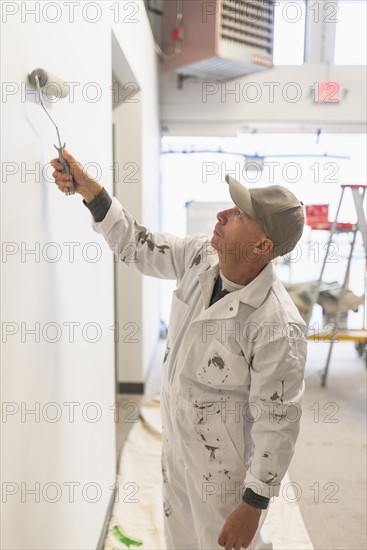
307;329;367;342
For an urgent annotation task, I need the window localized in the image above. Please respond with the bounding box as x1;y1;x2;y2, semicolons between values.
273;1;306;65
334;0;367;65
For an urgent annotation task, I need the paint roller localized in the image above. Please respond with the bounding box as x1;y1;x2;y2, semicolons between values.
28;68;75;195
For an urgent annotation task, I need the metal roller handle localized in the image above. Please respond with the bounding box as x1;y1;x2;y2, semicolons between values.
31;72;75;196
54;144;75;195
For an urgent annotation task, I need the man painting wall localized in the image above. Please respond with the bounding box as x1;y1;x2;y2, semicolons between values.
51;150;307;550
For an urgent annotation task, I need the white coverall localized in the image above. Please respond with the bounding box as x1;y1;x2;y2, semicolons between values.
91;198;307;550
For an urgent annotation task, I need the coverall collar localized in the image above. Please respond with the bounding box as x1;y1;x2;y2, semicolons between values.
198;257;274;320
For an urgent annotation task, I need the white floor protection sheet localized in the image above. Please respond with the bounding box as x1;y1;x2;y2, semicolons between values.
104;398;314;550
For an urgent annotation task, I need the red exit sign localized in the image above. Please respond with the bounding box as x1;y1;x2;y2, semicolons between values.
311;82;341;103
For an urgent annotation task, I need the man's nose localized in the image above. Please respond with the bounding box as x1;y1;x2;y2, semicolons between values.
217;210;227;224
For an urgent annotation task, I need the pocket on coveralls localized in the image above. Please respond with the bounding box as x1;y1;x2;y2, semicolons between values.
193;402;247;478
197;338;250;389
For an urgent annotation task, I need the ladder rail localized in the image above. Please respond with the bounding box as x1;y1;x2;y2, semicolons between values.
320;224;360;386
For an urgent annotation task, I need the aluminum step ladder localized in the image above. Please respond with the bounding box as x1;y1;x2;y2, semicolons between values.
306;184;366;386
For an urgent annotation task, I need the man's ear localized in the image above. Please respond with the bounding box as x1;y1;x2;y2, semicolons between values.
255;238;273;255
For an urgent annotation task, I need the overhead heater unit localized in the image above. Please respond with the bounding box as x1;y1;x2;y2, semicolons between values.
162;0;274;81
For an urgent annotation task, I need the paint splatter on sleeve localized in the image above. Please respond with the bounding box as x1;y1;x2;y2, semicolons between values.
189;252;201;268
243;334;306;498
134;221;170;255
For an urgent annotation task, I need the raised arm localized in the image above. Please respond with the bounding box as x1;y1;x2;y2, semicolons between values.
51;149;208;282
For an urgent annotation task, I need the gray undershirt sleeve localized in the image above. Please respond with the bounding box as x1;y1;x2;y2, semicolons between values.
82;187;112;222
242;488;270;509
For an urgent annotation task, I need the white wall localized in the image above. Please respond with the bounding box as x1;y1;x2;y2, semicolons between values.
161;64;366;135
1;2;160;549
113;100;144;386
112;12;161;386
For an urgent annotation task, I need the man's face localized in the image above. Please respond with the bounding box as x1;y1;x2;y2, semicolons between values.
211;205;267;264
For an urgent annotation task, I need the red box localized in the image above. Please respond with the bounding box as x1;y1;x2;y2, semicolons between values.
317;82;340;103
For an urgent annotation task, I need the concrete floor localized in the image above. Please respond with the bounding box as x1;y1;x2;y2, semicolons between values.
115;338;366;549
289;340;366;550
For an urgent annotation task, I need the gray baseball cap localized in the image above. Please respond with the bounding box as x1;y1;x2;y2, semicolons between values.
225;175;305;258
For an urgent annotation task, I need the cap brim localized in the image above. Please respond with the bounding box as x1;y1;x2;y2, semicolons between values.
225;175;258;220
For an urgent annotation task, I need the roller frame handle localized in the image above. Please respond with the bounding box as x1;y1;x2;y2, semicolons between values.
54;144;75;195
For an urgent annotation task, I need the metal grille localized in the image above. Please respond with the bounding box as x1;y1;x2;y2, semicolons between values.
221;0;274;55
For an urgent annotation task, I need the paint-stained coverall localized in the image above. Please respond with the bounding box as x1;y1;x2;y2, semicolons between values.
91;197;307;550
